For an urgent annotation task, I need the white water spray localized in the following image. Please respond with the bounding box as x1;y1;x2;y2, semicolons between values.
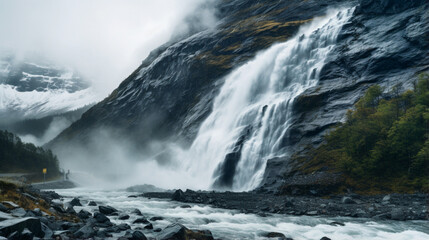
177;8;354;191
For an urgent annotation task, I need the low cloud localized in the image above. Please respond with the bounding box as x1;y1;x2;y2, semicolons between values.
0;0;217;97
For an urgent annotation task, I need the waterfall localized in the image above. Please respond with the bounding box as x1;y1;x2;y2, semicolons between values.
179;8;354;191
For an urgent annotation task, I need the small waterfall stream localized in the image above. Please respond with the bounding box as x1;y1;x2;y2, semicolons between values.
180;8;354;191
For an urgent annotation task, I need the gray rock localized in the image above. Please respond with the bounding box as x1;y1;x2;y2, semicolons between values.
69;198;82;207
21;228;34;240
117;223;131;231
0;212;12;221
306;210;318;216
382;195;391;202
158;223;214;240
0;217;43;238
132;230;147;240
10;208;26;217
321;237;331;240
341;197;357;204
172;189;186;201
133;218;149;224
391;208;406;221
94;212;110;223
144;223;153;229
132;209;143;216
74;224;96;239
119;214;130;220
329;221;345;226
78;209;91;219
88;201;97;206
0;204;8;213
150;216;164;221
99;205;118;215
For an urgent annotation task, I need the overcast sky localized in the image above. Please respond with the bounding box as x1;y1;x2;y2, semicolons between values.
0;0;216;96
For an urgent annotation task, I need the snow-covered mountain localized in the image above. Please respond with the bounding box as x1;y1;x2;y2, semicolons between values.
0;54;99;145
0;55;98;121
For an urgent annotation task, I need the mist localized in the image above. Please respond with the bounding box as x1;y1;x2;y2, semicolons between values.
0;0;217;97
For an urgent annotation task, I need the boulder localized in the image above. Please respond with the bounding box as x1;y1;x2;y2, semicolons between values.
341;197;357;204
20;228;34;240
321;237;331;240
150;216;164;221
88;201;97;206
172;189;186;201
69;198;82;207
329;221;345;226
180;205;192;209
158;223;214;240
0;204;8;213
94;212;110;223
391;208;406;221
261;232;293;239
119;214;130;220
144;223;153;229
0;217;43;238
132;209;143;216
132;230;148;240
78;209;91;219
117;223;131;231
99;205;118;215
10;208;26;217
74;224;96;239
133;218;150;224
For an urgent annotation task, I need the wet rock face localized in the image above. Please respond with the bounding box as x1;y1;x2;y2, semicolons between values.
262;0;429;187
51;0;429;190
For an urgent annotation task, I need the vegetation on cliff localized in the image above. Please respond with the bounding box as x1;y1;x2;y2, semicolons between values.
298;73;429;193
0;130;60;178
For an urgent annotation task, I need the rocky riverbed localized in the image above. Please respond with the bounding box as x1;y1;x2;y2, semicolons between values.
1;181;428;240
143;190;429;221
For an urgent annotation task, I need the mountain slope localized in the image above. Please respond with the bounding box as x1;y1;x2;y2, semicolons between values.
51;0;429;191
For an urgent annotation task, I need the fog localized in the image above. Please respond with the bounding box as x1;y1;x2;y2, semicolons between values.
0;0;217;97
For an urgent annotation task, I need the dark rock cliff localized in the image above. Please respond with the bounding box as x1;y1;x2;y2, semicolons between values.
50;0;429;191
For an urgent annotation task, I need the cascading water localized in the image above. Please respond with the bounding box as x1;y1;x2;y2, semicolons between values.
176;8;354;191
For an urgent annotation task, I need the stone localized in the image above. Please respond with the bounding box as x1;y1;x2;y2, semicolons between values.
78;209;91;219
133;218;149;224
261;232;292;239
158;223;214;240
0;204;8;213
10;208;26;217
0;217;43;238
180;205;192;209
132;230;147;240
154;228;162;232
94;212;110;223
306;210;318;216
341;197;357;204
117;223;131;231
144;223;153;229
20;228;34;240
172;189;186;201
329;221;345;226
321;237;331;240
119;214;130;220
391;208;405;221
74;224;96;239
99;205;118;215
69;198;82;207
88;201;97;206
132;209;143;216
0;212;12;221
150;216;164;221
